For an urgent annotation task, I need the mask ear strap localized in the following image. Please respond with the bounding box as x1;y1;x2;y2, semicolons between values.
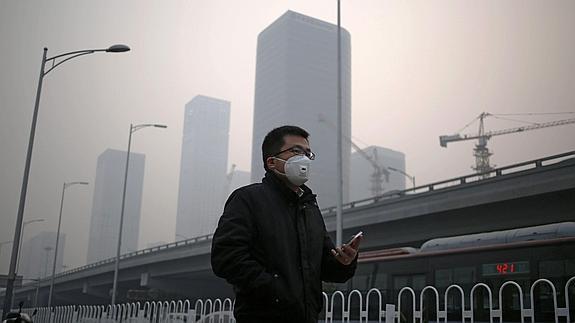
269;157;287;176
267;157;284;170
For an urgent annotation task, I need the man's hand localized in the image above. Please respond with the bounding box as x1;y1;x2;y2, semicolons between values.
330;234;362;265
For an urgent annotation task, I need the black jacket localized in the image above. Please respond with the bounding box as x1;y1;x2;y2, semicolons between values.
211;172;357;323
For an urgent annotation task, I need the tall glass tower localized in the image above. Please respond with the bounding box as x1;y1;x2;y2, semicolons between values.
251;10;352;208
87;149;145;264
176;95;230;239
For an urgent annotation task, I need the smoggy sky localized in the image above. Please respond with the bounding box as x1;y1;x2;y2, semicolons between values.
1;0;574;272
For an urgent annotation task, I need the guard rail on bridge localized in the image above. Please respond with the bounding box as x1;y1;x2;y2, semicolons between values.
322;150;575;214
50;234;214;281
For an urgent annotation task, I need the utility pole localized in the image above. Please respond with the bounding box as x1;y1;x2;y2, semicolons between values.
335;0;343;247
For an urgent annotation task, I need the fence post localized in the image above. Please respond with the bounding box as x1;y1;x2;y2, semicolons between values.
385;304;395;323
72;308;78;323
187;309;196;323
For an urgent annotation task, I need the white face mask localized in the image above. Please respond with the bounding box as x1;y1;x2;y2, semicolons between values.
272;155;312;186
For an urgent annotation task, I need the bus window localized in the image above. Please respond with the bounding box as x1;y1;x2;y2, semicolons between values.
393;275;420;323
498;279;523;321
372;264;388;291
565;259;575;276
393;274;426;292
393;275;409;291
453;267;475;285
412;274;426;291
435;269;452;288
436;266;476;301
539;260;564;278
350;264;374;291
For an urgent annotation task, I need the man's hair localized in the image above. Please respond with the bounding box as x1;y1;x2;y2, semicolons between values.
262;125;309;171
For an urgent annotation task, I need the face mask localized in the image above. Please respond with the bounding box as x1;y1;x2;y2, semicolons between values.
272;155;312;186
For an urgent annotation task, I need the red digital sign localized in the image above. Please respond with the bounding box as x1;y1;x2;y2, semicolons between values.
496;263;515;274
482;261;529;276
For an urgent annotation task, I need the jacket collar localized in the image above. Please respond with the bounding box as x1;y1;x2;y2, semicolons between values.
263;171;316;204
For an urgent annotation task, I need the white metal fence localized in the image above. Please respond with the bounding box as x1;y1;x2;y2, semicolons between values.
19;298;235;323
13;277;575;323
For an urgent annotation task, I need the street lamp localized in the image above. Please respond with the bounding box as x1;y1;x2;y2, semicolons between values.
387;167;416;190
47;181;88;311
335;0;344;247
111;123;167;306
2;44;130;319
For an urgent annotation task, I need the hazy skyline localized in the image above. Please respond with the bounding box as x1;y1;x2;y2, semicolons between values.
1;0;574;272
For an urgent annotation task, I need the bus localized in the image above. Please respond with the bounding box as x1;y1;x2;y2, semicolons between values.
323;222;575;322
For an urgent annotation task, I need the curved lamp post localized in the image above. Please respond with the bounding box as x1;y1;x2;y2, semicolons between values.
2;44;130;319
47;181;89;311
111;123;167;306
335;0;344;247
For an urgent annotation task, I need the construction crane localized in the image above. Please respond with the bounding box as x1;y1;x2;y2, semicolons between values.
440;112;575;176
362;147;391;196
317;114;390;196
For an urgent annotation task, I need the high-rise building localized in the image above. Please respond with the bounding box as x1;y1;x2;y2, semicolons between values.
350;146;406;201
176;95;230;239
19;231;65;280
86;149;145;264
250;10;352;208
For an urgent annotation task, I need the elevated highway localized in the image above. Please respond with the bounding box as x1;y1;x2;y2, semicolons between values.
325;150;575;249
4;151;574;306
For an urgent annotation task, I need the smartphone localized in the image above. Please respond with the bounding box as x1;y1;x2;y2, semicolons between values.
347;231;363;245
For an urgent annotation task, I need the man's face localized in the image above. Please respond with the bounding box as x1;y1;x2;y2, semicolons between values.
267;135;312;174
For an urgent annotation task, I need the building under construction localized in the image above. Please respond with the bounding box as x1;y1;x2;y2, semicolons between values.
350;146;406;202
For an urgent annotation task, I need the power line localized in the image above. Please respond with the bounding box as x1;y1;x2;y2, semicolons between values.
456;114;482;134
490;115;540;126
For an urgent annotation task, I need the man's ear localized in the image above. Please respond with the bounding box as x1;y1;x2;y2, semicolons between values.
266;157;276;170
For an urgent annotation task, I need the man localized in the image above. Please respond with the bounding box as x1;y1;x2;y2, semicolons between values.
211;125;362;323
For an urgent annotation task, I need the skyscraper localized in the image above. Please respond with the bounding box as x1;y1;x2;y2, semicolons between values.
350;146;406;201
251;10;352;208
86;149;145;264
19;231;65;280
176;95;230;239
